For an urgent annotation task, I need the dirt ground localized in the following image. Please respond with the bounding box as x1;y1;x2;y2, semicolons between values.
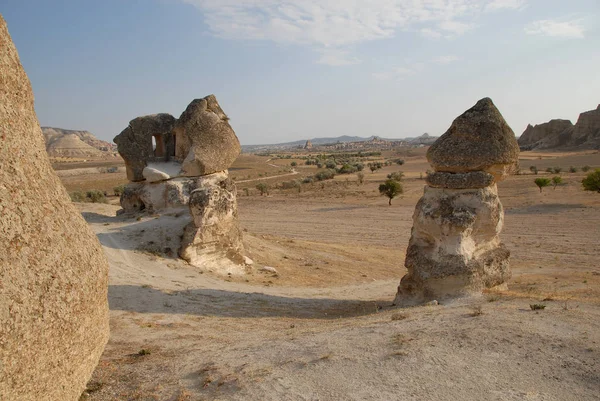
61;150;600;401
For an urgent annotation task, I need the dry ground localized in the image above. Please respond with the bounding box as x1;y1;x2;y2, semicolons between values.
55;150;600;401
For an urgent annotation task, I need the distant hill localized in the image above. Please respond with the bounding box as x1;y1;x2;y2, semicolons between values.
242;134;437;152
518;104;600;150
42;127;115;158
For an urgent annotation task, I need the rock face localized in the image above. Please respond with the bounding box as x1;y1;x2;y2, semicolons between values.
427;98;519;180
174;95;241;177
517;120;574;150
304;140;313;149
395;98;516;305
0;15;109;401
518;105;600;150
179;174;244;269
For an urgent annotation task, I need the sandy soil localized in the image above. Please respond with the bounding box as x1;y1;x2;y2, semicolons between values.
69;150;600;401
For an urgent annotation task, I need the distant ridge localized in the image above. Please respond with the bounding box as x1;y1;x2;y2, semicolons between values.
42;127;115;158
242;133;437;152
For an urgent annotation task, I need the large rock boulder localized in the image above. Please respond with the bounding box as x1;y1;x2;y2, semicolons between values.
0;15;109;400
114;113;177;181
427;98;519;180
174;95;241;176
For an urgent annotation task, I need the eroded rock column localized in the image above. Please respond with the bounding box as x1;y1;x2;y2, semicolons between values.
395;98;519;305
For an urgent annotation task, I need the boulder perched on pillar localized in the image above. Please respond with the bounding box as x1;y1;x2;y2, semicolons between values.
0;15;109;400
395;98;518;305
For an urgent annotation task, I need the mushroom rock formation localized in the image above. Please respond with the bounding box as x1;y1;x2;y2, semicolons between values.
0;15;109;400
394;98;519;305
114;96;244;272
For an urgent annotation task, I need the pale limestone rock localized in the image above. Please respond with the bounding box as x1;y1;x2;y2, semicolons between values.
0;15;109;400
142;166;171;182
179;176;244;272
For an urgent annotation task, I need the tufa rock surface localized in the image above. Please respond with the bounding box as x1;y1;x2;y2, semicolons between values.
571;104;600;149
395;186;510;304
427;98;519;180
174;95;241;176
426;171;495;189
0;15;109;401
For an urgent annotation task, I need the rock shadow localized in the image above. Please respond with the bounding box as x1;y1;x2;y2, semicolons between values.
505;203;587;215
108;285;383;319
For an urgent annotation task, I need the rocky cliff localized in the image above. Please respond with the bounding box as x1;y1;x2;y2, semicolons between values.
519;105;600;150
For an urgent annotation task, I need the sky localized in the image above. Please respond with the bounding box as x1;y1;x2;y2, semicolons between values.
2;0;599;145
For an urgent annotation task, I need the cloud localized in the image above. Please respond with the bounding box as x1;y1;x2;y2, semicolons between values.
183;0;527;65
485;0;527;11
316;49;361;66
434;55;460;64
372;66;419;81
525;18;585;39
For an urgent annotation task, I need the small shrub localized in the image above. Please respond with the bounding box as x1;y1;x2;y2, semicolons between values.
534;178;551;193
302;176;315;184
582;165;591;172
69;191;85;202
290;161;297;167
395;159;405;165
582;169;600;192
113;184;126;197
325;160;337;169
243;188;250;196
469;306;483;317
314;169;336;181
337;164;357;174
530;304;546;311
387;171;404;181
545;167;554;173
529;165;538;175
137;348;151;356
569;166;578;173
86;190;107;203
551;176;563;189
256;183;270;196
552;166;562;174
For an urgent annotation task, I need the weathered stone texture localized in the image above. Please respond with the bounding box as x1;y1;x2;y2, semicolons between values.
427;98;519;180
0;15;109;401
426;171;495;189
395;186;510;304
179;175;244;269
174;95;241;176
518;119;574;150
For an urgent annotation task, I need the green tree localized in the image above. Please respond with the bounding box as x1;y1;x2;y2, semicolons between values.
551;176;563;189
256;183;270;196
569;166;578;173
534;178;551;193
582;165;591;172
369;164;377;173
582;169;600;193
379;179;403;205
290;161;297;167
552;166;562;174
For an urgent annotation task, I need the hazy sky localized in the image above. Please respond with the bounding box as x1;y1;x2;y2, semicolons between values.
3;0;599;145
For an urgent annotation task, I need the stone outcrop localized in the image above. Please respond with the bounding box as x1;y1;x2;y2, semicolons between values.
427;98;519;180
518;105;600;150
42;127;116;157
395;98;518;305
0;15;109;400
304;140;313;149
